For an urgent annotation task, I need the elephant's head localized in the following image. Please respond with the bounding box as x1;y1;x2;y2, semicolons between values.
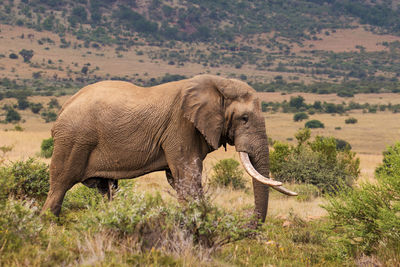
182;75;296;223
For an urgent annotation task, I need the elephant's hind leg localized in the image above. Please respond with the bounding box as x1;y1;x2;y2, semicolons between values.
41;142;92;216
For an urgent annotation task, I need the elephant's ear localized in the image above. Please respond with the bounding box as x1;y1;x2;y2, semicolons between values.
182;80;225;150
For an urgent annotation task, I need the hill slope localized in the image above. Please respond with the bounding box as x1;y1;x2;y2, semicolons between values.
1;0;400;96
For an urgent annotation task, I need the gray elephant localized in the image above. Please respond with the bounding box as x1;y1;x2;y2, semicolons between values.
41;75;296;224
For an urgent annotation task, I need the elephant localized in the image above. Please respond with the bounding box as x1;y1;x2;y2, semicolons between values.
41;74;296;224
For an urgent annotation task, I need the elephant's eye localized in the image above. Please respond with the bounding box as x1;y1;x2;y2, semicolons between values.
241;114;249;123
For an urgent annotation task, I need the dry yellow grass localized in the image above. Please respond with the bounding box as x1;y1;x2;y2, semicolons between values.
293;27;400;53
265;111;400;155
258;92;400;105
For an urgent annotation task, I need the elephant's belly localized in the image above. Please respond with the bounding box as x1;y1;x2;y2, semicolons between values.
83;148;168;180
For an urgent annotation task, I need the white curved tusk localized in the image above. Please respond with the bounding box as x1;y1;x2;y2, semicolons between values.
271;185;298;196
239;152;282;186
238;152;298;196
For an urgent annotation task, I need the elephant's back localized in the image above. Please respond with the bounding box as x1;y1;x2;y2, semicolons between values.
59;81;143;113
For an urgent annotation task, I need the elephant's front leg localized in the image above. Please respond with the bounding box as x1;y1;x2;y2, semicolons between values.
166;156;204;202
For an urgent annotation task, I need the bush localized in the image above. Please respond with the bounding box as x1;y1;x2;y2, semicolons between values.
19;49;34;62
0;199;45;252
47;98;60;109
293;112;309;122
334;138;351;151
5;108;21;123
324;143;400;257
80;187;254;249
40;137;54;158
209;159;246;190
17;97;30;110
0;158;49;202
270;128;359;193
30;103;43;114
9;53;18;59
41;110;57;122
305;119;324;129
375;142;400;178
345;117;357;124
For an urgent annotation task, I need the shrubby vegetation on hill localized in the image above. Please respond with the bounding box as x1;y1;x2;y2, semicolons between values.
1;0;400;95
262;95;400;115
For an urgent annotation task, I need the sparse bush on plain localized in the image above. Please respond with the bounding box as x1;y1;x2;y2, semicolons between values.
270;128;359;193
293;112;309;122
41;110;57;122
305;119;324;129
209;158;246;190
345;117;358;124
40;137;54;158
5;108;21;123
30;102;43;114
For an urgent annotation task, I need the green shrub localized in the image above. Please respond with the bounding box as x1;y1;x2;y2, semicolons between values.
334;138;352;151
5;108;21;123
17;98;30;110
0;199;46;252
324;143;400;257
270;128;359;193
63;185;103;211
80;187;254;249
293;112;309;122
13;124;24;131
0;158;49;202
344;117;357;124
30;102;43;114
40;137;54;158
209;159;246;190
375;142;400;178
305;119;324;129
41;110;57;122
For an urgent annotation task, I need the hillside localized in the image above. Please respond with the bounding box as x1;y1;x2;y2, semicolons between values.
1;0;400;97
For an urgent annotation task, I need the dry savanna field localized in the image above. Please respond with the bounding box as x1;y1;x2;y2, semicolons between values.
1;91;399;221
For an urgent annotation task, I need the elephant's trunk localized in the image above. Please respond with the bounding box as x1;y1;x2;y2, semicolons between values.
239;140;297;224
248;142;271;223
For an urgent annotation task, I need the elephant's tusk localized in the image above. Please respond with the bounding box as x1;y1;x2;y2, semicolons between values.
239;152;282;186
270;185;298;196
238;152;298;196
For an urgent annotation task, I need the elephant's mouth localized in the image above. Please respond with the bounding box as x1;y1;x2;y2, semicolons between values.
238;152;297;196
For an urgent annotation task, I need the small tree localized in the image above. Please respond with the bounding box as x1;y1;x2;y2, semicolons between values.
293;112;309;122
47;98;60;109
6;108;21;123
19;49;34;62
40;137;54;158
9;53;18;59
30;103;43;114
345;117;358;124
270;128;359;193
17;98;29;110
209;158;246;190
41;110;57;123
305;119;324;129
81;66;88;75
